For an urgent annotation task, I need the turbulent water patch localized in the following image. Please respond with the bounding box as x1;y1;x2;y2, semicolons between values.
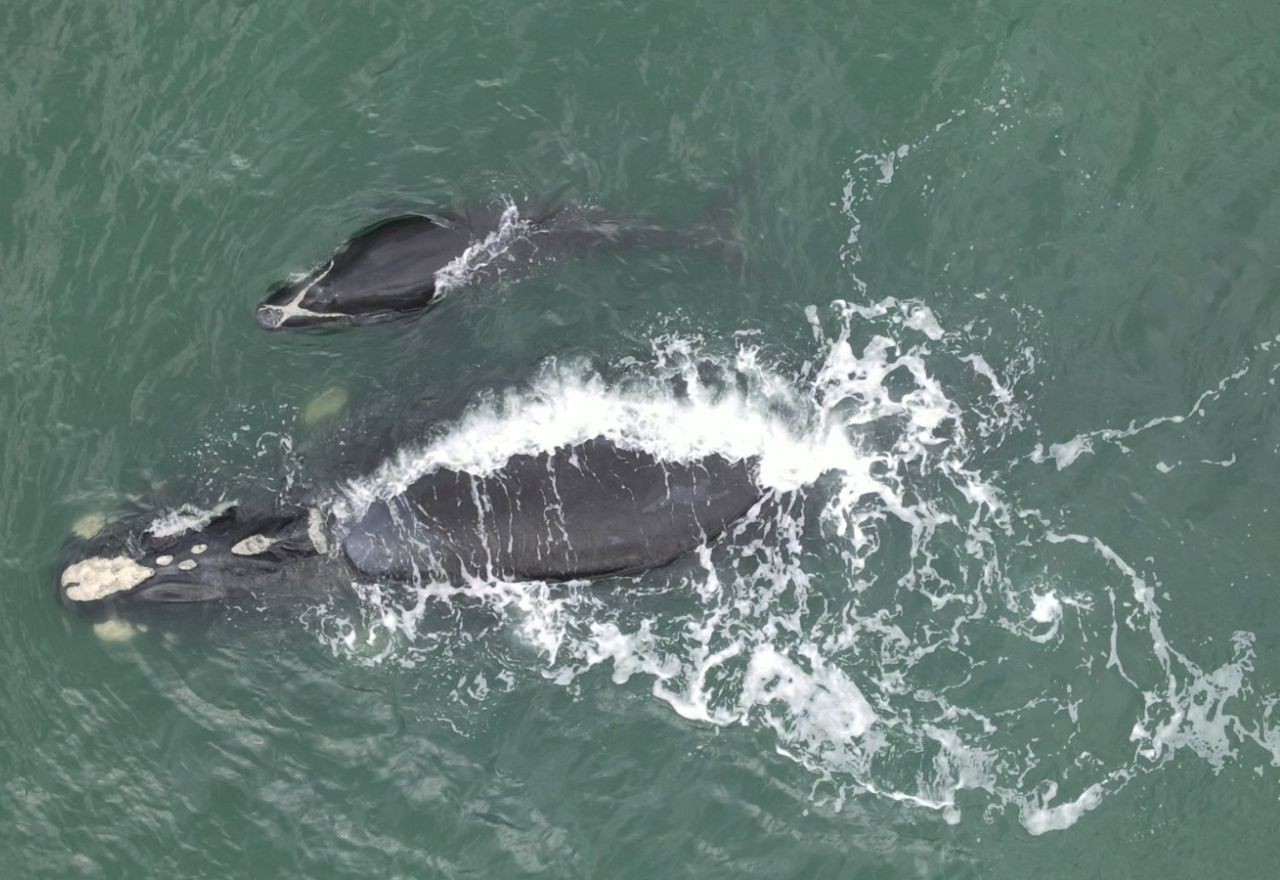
432;201;533;295
299;294;1274;835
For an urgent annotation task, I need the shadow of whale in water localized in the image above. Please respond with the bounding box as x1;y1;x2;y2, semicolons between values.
56;436;766;621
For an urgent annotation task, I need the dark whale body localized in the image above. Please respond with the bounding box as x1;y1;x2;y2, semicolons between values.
257;205;721;331
256;215;464;329
56;437;764;619
342;436;762;584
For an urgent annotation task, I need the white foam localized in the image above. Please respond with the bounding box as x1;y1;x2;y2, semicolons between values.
318;300;1005;811
306;295;1270;838
1049;436;1093;470
334;360;861;522
147;501;235;538
741;645;877;740
961;353;1014;404
1031;592;1061;623
905;306;945;340
433;201;531;294
1040;365;1250;470
1021;784;1103;835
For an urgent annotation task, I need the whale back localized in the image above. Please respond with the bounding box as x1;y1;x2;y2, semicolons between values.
256;215;472;328
341;436;764;584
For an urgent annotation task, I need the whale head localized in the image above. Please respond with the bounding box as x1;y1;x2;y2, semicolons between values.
56;506;333;619
256;215;462;330
254;267;435;330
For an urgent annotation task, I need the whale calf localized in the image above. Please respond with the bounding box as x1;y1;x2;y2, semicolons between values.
56;437;765;619
256;204;726;331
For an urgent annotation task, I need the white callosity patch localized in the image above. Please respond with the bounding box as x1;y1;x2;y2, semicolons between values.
256;260;349;327
231;534;275;556
190;544;207;555
61;556;154;602
307;508;330;555
177;559;197;571
155;555;173;566
1020;783;1104;835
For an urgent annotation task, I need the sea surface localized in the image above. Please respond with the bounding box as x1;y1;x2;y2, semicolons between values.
4;1;1280;877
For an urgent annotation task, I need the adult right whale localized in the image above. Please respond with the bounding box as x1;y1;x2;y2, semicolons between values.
56;436;765;619
256;202;732;331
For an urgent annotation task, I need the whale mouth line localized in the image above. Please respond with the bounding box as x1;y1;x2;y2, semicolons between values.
132;578;230;604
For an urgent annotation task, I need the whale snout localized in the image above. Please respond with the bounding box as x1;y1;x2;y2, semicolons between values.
60;554;157;607
56;547;227;618
255;301;285;330
255;280;346;331
58;556;226;610
55;506;333;619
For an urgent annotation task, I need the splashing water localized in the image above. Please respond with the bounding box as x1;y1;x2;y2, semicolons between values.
302;122;1273;835
432;200;533;295
299;291;1274;835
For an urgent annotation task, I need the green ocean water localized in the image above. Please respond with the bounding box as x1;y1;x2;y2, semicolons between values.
5;0;1280;876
